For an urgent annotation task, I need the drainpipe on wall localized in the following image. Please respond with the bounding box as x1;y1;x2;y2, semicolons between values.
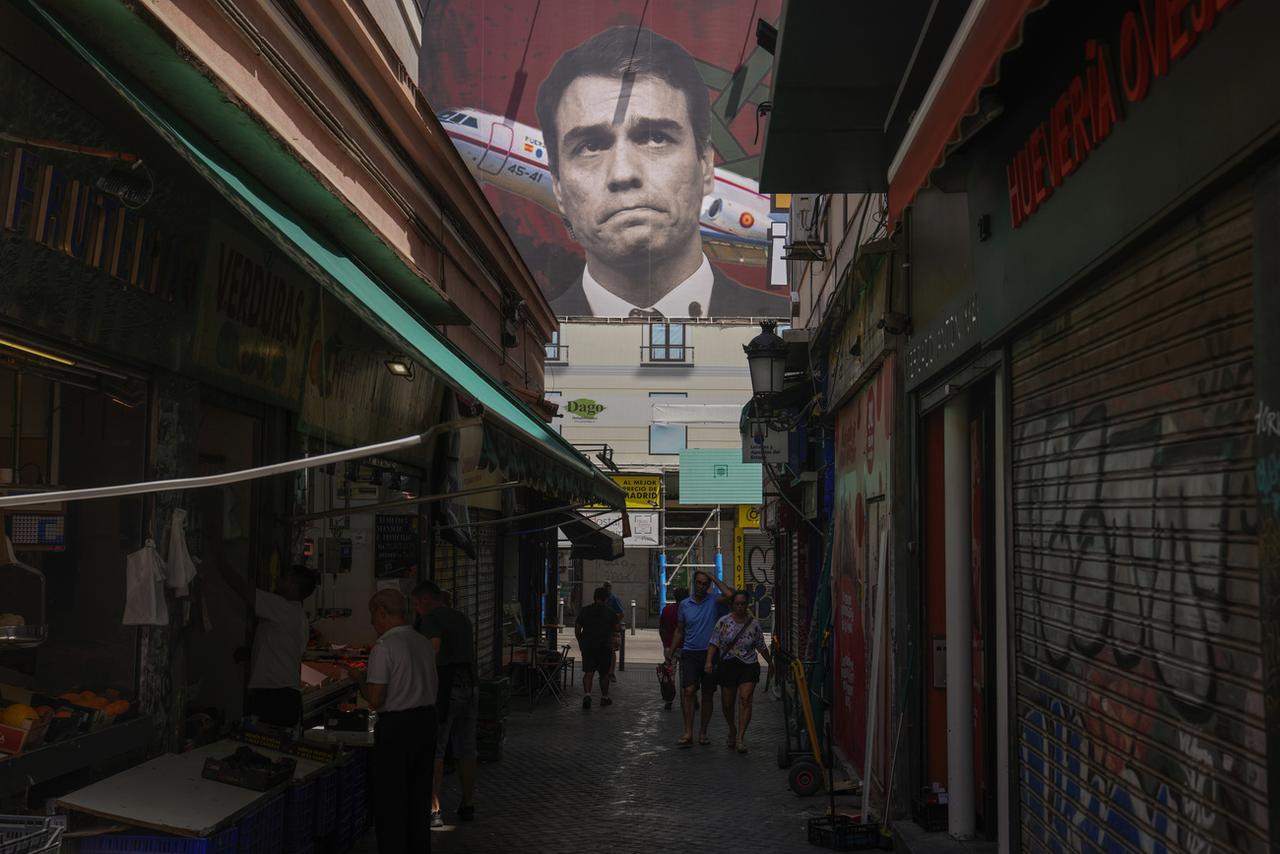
943;392;975;840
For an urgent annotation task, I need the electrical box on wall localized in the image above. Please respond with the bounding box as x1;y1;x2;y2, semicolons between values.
802;480;818;518
318;537;353;573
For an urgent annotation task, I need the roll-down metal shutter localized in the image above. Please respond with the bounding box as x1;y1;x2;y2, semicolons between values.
1010;184;1264;852
434;509;499;679
743;530;776;628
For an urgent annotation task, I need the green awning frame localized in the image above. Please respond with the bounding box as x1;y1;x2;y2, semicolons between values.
28;1;624;511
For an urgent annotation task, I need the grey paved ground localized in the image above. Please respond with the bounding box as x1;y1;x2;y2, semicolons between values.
354;661;857;853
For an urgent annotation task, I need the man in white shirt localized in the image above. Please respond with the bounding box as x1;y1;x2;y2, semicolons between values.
211;562;316;728
536;27;789;319
352;589;438;854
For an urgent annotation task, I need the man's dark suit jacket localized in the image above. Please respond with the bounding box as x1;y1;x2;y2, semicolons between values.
549;263;790;318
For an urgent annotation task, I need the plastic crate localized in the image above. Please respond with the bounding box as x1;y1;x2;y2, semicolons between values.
806;816;892;851
81;828;238;854
237;795;285;854
911;798;948;832
283;781;315;854
0;816;63;854
313;771;339;837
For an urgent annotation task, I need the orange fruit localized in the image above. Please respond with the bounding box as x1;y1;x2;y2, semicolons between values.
59;693;79;703
2;704;38;727
83;697;109;710
104;701;129;716
34;706;52;717
53;710;72;719
78;691;96;702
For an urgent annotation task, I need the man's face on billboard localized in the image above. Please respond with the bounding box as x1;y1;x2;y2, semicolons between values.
551;74;714;270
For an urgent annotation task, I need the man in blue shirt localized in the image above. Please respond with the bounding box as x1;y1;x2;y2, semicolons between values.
664;570;734;746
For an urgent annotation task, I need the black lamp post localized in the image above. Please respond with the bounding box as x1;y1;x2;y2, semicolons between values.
744;320;788;399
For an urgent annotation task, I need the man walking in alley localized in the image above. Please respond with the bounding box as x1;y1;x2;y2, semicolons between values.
351;590;437;854
413;581;478;828
576;586;620;708
664;571;732;746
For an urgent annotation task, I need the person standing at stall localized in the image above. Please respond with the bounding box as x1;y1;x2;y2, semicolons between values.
412;581;478;828
209;562;316;728
351;589;438;854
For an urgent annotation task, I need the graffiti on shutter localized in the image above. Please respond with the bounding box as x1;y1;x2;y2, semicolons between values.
743;531;775;625
1011;184;1264;853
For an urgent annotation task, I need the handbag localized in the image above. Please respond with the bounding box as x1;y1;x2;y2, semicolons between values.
721;616;756;663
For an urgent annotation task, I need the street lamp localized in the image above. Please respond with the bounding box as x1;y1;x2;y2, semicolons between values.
743;320;787;399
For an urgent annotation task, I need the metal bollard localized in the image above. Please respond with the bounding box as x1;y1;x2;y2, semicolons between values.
558;597;564;627
630;599;637;635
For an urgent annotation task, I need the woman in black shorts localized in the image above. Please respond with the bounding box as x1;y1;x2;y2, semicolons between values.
705;591;773;753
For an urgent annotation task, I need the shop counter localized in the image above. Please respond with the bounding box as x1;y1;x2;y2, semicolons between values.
300;678;356;724
55;738;329;837
0;715;152;797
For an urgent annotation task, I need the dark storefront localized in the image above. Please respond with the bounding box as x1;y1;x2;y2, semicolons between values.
953;1;1277;850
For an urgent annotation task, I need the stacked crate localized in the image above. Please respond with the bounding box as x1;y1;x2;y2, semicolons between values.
236;795;285;854
80;828;240;854
332;749;369;852
283;779;316;854
476;678;509;763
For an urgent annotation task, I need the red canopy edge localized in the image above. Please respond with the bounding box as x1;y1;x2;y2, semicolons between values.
887;0;1050;227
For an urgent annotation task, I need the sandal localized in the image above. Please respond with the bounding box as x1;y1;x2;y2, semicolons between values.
676;736;694;748
737;743;749;754
698;735;711;746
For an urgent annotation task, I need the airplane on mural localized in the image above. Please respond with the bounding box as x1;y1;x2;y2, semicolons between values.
437;108;774;267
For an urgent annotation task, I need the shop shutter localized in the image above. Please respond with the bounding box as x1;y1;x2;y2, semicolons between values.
742;530;776;628
433;510;499;680
1010;184;1265;852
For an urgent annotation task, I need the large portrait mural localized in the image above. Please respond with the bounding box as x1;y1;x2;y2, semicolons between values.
419;2;790;319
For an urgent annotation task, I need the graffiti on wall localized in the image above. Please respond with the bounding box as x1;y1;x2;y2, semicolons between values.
832;359;894;770
1013;332;1265;852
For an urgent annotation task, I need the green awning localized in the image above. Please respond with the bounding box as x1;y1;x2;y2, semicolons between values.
30;2;624;511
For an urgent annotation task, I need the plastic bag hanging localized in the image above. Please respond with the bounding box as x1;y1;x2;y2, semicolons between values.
123;539;169;626
165;508;198;597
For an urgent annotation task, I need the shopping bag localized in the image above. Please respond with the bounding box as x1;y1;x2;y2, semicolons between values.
656;663;676;703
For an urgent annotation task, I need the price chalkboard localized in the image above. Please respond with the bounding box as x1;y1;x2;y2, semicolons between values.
374;514;419;578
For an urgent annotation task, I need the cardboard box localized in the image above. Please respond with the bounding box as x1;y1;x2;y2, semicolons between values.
0;714;50;755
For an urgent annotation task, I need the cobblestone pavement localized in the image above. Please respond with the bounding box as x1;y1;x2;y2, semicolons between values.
355;664;855;854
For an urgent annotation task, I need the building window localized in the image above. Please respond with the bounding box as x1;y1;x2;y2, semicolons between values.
545;330;567;362
644;323;689;363
649;391;687;455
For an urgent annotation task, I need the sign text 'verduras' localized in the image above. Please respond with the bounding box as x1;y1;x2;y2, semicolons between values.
1006;0;1239;228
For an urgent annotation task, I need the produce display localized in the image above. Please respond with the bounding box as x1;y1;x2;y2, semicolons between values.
0;686;136;756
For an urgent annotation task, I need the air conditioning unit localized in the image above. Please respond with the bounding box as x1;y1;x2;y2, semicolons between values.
784;194;826;261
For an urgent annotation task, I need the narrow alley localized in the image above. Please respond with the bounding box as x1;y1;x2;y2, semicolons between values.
424;665;812;853
0;1;1276;853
